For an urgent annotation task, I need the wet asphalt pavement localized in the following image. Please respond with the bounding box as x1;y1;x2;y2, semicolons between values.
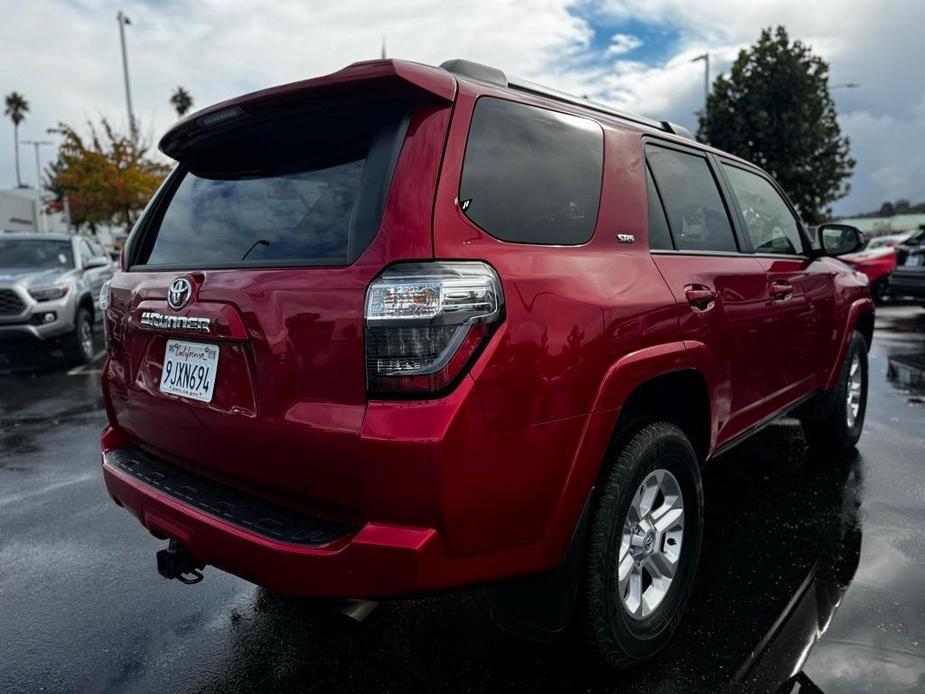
1;306;924;693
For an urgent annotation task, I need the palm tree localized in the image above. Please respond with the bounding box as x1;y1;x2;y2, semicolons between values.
169;87;194;118
4;92;29;187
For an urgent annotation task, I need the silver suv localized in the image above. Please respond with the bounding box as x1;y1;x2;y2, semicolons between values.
0;232;114;365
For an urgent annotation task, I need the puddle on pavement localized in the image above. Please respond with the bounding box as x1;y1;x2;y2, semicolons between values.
887;353;925;405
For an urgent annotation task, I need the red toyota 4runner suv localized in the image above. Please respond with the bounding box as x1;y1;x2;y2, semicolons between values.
99;59;874;668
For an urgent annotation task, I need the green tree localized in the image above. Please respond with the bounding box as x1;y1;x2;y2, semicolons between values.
698;26;854;224
4;91;30;188
169;86;194;117
44;119;170;233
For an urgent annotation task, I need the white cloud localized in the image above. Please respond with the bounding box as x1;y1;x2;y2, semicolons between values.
606;33;643;55
0;0;922;216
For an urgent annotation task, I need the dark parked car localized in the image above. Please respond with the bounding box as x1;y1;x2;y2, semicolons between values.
98;59;874;670
889;225;925;304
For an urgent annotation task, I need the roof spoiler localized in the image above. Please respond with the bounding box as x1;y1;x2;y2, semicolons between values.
159;60;456;160
440;58;696;141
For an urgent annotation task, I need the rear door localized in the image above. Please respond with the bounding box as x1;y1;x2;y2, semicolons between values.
717;160;836;400
645;141;778;443
106;95;452;515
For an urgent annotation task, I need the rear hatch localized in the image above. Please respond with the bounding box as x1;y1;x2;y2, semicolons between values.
104;61;455;520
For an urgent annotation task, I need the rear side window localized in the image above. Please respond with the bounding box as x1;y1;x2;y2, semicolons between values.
646;165;673;250
646;145;738;253
459;98;603;245
722;164;805;255
134;104;409;268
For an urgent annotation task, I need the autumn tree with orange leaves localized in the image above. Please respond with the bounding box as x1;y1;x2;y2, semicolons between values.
44;119;170;233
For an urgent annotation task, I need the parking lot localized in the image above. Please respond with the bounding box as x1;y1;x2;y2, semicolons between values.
0;305;923;693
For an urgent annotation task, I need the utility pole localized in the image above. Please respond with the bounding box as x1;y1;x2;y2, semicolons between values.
691;53;710;142
117;11;136;140
691;53;709;111
20;139;53;188
20;139;54;231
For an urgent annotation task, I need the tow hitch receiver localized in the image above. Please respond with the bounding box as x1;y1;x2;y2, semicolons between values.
156;539;205;584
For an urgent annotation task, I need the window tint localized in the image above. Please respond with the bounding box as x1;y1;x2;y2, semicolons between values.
646;146;738;253
459;98;603;245
136;104;409;268
722;165;804;255
646;165;673;250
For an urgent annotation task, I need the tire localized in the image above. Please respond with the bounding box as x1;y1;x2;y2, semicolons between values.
799;330;868;456
580;422;703;670
871;277;891;305
63;307;95;365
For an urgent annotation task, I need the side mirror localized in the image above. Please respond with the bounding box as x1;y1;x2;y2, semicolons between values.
817;224;864;257
83;256;110;269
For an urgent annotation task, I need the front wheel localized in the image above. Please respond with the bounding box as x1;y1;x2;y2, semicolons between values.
580;422;703;670
62;307;95;365
799;330;868;456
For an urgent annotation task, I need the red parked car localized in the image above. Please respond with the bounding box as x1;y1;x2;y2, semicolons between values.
99;59;874;669
839;245;897;303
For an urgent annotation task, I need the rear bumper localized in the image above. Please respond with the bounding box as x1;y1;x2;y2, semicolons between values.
101;434;545;598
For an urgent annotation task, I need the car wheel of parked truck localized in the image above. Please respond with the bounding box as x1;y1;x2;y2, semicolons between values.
97;57;875;675
580;422;703;668
63;306;94;365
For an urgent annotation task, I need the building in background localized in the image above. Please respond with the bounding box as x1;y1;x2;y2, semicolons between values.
835;213;925;237
0;188;68;233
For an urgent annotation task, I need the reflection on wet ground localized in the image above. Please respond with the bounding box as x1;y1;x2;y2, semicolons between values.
1;307;924;693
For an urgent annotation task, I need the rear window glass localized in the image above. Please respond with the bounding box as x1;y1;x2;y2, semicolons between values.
134;104;409;268
459;97;603;245
646;145;738;253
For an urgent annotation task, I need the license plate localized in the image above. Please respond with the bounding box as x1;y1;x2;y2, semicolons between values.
906;254;922;267
160;339;219;403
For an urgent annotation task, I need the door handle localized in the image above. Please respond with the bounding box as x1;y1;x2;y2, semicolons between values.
770;280;793;301
684;285;716;310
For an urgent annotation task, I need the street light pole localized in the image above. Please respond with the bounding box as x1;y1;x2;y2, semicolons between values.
691;53;710;110
117;11;136;140
691;53;710;142
20;139;54;232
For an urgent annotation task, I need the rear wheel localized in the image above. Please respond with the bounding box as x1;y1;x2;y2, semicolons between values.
580;422;703;670
799;330;868;456
63;307;95;365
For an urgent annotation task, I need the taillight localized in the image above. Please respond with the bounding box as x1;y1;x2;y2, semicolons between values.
365;261;504;396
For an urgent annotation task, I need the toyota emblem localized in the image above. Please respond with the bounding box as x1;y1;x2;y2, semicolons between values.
167;277;193;310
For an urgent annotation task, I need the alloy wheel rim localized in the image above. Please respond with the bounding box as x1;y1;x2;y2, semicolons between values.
846;353;863;428
80;318;93;359
618;468;685;620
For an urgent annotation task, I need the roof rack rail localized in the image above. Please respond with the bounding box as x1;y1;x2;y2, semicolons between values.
439;59;696;141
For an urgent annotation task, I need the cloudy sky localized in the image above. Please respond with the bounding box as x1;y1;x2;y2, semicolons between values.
1;0;923;216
